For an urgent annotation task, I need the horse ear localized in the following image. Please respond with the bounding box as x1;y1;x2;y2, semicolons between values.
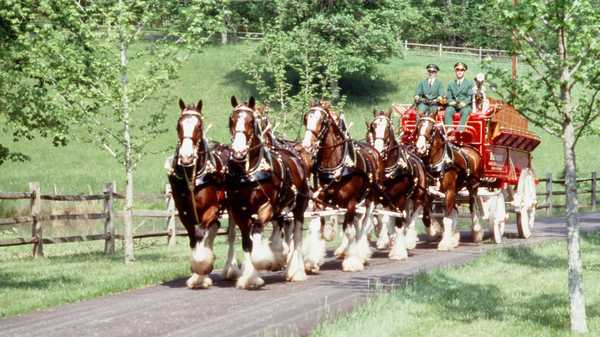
249;96;256;110
196;99;203;112
365;121;370;129
178;98;185;111
230;96;238;108
309;99;315;107
372;109;377;117
385;109;392;118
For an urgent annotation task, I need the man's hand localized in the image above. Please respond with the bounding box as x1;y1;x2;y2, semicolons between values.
448;100;457;107
457;101;466;109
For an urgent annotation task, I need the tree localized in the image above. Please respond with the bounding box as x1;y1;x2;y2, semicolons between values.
1;1;226;263
242;0;415;136
0;0;106;165
483;0;600;333
75;0;225;264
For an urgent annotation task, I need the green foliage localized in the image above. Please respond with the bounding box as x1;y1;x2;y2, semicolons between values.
482;0;600;144
241;0;412;136
0;1;226;166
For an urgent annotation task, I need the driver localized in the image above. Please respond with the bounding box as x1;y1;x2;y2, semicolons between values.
414;64;445;117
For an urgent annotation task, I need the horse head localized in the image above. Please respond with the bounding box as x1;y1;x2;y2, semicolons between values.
415;116;442;157
229;95;259;161
366;109;394;157
176;98;204;167
302;100;337;154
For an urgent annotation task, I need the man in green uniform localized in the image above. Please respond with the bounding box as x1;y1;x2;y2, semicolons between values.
445;62;474;131
414;64;445;116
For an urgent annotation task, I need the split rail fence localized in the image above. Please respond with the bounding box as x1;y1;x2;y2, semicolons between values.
1;172;597;257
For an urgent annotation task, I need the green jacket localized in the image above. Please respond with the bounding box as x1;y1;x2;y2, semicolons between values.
415;78;445;100
447;78;474;105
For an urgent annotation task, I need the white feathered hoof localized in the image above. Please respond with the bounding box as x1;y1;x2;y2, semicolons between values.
405;227;418;250
222;259;241;281
302;239;325;274
357;236;373;263
236;273;265;290
342;255;364;272
492;222;503;244
437;238;456;251
452;232;461;248
251;241;276;271
376;234;390;250
471;224;484;243
426;222;443;241
389;249;408;260
186;273;213;289
286;250;308;282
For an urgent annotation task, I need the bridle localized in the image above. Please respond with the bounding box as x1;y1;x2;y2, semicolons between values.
367;115;395;160
230;105;261;162
303;106;349;156
415;116;438;156
177;109;204;167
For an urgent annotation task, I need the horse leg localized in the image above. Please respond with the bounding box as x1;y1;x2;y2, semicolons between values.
187;207;220;289
389;216;408;260
269;218;288;271
470;189;484;243
334;212;351;258
222;221;241;281
438;186;459;251
322;214;338;241
403;199;419;250
342;200;364;272
236;222;265;290
286;208;308;282
376;214;391;249
249;204;276;271
356;201;375;263
302;216;326;273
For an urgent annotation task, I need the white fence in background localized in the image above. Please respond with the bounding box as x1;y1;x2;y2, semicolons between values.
228;31;513;62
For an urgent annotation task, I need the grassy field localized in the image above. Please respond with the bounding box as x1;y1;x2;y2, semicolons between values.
309;233;600;337
1;42;599;199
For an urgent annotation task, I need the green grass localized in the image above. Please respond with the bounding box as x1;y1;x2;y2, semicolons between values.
0;234;226;319
309;234;600;337
1;42;598;199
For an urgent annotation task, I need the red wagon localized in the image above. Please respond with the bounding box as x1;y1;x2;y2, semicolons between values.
397;97;541;241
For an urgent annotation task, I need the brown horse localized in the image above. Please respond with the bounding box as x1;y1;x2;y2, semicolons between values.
302;101;383;272
167;98;239;289
414;117;483;250
366;110;433;259
227;96;310;289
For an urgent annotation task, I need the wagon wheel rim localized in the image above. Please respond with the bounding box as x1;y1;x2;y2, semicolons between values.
516;168;536;239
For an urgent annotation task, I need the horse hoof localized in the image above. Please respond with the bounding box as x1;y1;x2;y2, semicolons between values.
186;273;212;289
222;264;241;281
342;256;364;272
472;229;484;243
437;240;455;251
376;238;390;250
236;276;265;290
286;269;307;282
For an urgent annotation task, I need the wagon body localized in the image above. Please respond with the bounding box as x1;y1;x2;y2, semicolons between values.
398;98;541;240
399;98;540;189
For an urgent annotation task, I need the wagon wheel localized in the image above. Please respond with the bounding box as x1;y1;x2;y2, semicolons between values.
514;168;537;239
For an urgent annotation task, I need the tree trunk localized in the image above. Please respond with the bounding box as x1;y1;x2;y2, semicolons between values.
558;22;587;332
119;0;135;265
564;118;587;334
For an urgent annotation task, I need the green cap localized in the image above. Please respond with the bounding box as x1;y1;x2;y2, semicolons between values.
454;62;468;70
426;64;440;71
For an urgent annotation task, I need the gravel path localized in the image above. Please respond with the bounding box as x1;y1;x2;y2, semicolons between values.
2;214;600;337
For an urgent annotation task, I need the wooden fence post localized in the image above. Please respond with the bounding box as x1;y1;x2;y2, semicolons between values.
545;173;553;216
404;40;408;51
479;47;483;61
591;171;597;211
165;183;177;249
439;43;442;56
29;182;43;257
104;182;116;255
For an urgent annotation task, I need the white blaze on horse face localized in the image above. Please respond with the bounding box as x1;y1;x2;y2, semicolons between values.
373;119;387;154
179;116;199;163
232;113;248;156
302;110;321;149
415;119;430;155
